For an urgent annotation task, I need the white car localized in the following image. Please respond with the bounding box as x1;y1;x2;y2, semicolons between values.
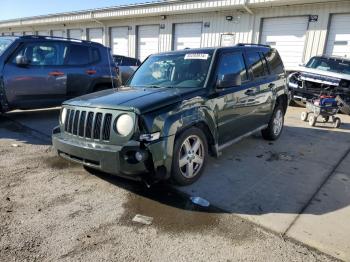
288;56;350;114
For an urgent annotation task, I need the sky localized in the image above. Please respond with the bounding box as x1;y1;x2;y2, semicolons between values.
0;0;150;21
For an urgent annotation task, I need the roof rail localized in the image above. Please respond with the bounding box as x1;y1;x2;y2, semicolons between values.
20;35;90;43
236;43;271;48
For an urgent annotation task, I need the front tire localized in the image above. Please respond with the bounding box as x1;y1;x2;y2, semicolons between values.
262;104;284;141
171;127;208;186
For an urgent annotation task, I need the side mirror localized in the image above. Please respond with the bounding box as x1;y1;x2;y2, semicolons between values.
15;55;29;66
217;73;241;89
299;63;305;67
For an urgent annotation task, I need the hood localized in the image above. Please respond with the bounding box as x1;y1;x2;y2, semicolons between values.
298;66;350;82
63;86;205;114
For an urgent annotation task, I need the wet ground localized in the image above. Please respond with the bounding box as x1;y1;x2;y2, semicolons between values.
1;106;349;261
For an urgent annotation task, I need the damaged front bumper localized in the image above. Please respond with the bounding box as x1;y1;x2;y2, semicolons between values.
52;126;172;181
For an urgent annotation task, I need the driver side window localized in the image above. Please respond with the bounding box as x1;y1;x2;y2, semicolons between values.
13;42;66;66
217;52;248;83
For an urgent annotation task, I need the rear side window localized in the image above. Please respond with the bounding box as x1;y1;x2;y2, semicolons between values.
91;47;101;63
246;52;266;78
217;52;248;83
113;56;123;65
265;50;284;75
65;44;90;65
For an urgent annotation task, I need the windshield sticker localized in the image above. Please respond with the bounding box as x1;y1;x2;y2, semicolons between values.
184;53;209;60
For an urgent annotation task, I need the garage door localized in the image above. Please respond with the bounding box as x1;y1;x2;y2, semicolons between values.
88;28;103;44
111;27;129;56
174;23;202;50
137;25;160;61
260;16;309;69
69;29;82;40
52;30;64;38
37;31;50;36
325;14;350;58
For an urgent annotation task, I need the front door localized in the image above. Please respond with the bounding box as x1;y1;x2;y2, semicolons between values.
214;51;259;145
3;41;67;109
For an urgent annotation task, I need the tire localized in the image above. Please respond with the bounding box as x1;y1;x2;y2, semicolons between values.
336;95;350;115
171;127;208;186
301;112;308;121
262;104;284;141
309;114;316;126
333;117;341;128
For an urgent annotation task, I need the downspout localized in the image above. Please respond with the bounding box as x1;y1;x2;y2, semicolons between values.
89;11;108;45
242;0;256;43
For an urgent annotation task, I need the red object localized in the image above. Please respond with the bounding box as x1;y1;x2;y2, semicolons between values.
49;71;64;77
86;69;97;75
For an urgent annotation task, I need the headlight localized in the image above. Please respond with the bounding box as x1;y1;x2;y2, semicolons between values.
61;108;67;124
115;114;134;136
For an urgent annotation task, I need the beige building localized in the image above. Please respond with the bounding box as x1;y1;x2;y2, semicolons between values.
1;0;350;69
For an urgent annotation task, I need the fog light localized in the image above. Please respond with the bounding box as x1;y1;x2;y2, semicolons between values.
135;151;144;162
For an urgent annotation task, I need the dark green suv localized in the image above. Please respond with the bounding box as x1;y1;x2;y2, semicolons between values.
52;44;288;186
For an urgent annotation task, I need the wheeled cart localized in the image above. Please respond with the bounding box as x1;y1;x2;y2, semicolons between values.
301;100;341;128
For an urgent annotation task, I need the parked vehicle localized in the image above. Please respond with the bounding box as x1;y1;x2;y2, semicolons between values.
52;44;288;186
288;55;350;114
113;55;141;84
0;35;118;113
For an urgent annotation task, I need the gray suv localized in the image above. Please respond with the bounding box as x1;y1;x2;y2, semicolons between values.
0;35;118;113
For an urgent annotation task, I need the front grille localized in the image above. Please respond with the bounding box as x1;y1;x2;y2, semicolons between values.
64;109;113;141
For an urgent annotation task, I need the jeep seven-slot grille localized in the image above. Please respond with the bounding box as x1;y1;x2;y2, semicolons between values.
64;109;113;141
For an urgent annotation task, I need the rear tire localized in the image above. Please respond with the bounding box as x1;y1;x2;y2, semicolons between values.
262;104;284;141
333;117;341;128
171;127;208;186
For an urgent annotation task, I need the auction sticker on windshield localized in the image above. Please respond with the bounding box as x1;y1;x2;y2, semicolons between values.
184;53;209;60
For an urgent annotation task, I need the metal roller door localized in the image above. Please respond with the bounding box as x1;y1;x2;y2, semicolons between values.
111;27;129;56
68;29;83;40
37;31;50;36
260;16;309;69
174;23;202;50
137;25;159;61
52;30;64;38
325;14;350;58
88;28;103;44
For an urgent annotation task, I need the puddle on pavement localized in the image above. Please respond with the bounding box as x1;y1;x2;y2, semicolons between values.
91;172;258;241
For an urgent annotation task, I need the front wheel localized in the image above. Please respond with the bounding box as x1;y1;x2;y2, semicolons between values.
262;104;284;141
171;127;208;186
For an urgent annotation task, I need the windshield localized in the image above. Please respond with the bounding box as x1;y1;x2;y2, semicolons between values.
129;52;213;88
306;57;350;75
0;38;13;55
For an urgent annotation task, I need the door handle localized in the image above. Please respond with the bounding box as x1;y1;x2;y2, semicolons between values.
49;71;64;77
245;89;255;96
86;69;97;75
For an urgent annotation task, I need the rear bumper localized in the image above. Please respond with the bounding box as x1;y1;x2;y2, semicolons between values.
52;130;150;179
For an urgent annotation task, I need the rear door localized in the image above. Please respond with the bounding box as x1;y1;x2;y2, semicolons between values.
62;43;95;98
3;41;68;108
245;51;275;126
214;51;254;145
